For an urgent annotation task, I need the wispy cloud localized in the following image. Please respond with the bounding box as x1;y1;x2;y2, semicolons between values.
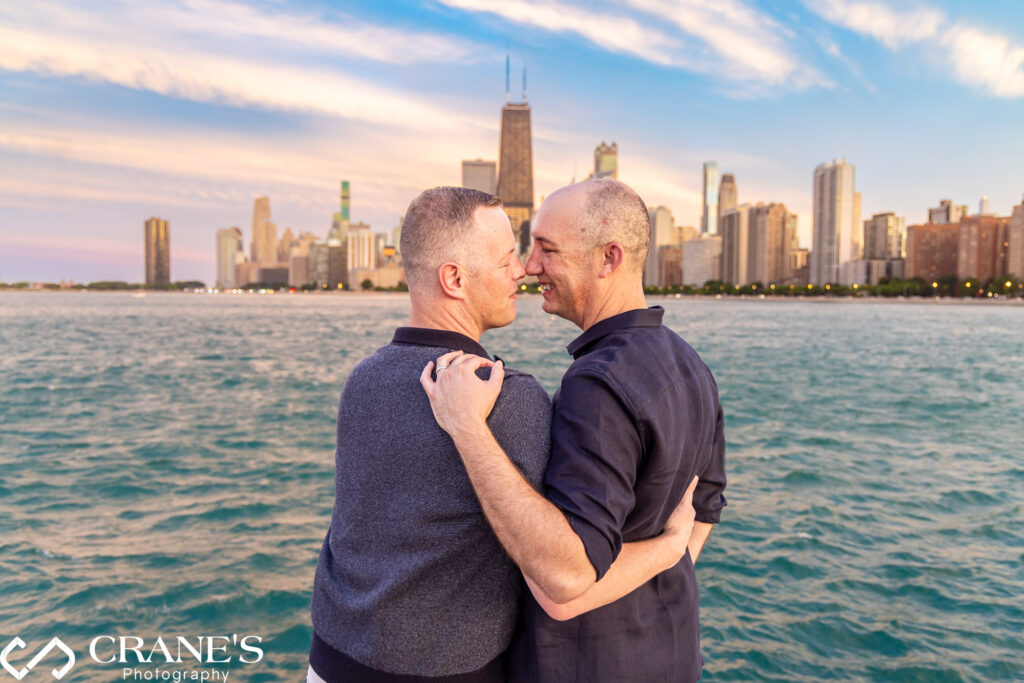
2;0;480;66
808;0;1024;97
0;24;487;132
624;0;827;88
439;0;830;91
0;0;493;130
438;0;683;67
812;0;944;48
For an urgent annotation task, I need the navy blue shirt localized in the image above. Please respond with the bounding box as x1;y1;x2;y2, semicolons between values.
509;307;727;683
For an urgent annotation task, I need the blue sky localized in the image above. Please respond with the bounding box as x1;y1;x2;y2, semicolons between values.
1;0;1023;284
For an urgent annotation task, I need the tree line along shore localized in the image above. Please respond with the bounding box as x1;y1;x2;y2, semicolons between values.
4;275;1023;299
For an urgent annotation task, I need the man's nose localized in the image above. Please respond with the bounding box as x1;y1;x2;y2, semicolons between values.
524;248;542;276
512;255;527;280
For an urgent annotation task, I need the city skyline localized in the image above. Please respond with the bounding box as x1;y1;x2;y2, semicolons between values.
2;0;1023;285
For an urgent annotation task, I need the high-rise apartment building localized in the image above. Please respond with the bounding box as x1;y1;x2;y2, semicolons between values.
748;203;797;285
462;160;497;195
675;225;699;248
645;206;675;286
144;217;170;285
928;199;966;225
1009;196;1024;279
347;222;377;272
718;174;737;228
809;158;858;285
497;96;534;255
391;223;403;255
683;235;722;286
957;216;1009;282
979;196;992;217
701;162;719;235
216;227;243;289
906;223;960;281
863;212;906;260
592;142;618;180
276;228;296;263
720;205;750;285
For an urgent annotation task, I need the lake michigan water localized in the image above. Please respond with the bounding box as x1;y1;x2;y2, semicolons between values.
1;292;1022;682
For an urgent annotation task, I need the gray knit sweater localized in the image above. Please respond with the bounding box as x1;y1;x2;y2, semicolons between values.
311;332;551;676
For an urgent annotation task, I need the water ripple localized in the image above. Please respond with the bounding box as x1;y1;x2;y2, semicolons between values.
1;293;1022;680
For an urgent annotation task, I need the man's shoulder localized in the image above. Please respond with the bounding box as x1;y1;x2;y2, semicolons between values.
497;366;552;411
560;325;714;409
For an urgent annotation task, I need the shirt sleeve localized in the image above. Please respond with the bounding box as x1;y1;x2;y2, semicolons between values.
693;372;727;524
544;372;642;581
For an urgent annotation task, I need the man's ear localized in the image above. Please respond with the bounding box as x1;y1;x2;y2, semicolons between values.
598;242;626;278
437;262;468;299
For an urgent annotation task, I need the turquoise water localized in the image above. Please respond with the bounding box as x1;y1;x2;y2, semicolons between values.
1;292;1022;682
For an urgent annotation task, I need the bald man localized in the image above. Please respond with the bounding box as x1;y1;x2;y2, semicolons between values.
423;179;728;682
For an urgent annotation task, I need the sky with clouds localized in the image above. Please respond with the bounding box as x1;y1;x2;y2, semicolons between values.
1;0;1023;284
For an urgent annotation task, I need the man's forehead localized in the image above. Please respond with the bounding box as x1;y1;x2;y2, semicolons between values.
534;202;577;244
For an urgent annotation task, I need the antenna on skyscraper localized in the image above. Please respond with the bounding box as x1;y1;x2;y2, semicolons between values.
505;55;510;104
522;67;527;102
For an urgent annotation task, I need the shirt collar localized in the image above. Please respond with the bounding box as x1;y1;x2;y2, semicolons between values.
566;306;665;359
392;327;491;359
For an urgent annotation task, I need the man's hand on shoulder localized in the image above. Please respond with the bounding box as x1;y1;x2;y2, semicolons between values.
420;350;505;439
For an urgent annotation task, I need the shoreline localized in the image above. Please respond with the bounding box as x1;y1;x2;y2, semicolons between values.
3;289;1023;306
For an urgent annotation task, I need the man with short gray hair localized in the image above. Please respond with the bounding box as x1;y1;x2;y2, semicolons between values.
308;185;698;682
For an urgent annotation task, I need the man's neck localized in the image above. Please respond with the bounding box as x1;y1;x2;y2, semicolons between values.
580;283;647;331
408;300;482;341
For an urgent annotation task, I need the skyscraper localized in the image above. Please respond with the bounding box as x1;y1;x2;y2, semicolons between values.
250;196;276;265
748;203;796;285
809;158;857;285
216;227;243;289
718;174;737;228
645;206;675;287
144;217;170;285
497;71;534;255
1009;196;1024;280
701;162;719;235
277;228;296;263
957;216;1009;282
979;195;992;216
863;213;906;260
592;142;618;180
720;205;750;285
682;235;722;287
341;181;350;223
928;199;965;225
347;222;377;272
906;223;960;281
330;181;351;244
462;160;497;194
